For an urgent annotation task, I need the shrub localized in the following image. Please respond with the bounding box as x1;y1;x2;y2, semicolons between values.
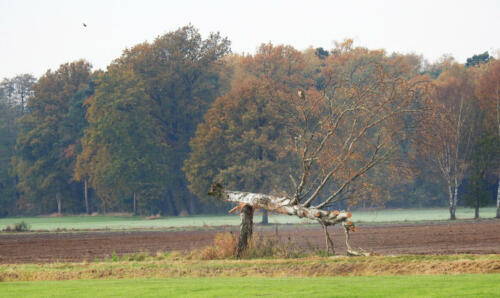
3;221;31;232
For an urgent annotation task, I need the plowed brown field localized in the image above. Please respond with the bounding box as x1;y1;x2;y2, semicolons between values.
0;220;499;263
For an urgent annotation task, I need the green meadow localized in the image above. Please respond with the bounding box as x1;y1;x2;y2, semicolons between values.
1;274;499;297
0;207;496;231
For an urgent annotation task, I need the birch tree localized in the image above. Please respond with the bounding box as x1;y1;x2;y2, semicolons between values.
419;64;476;220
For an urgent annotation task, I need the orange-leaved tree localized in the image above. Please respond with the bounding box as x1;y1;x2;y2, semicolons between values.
195;41;429;256
185;44;310;229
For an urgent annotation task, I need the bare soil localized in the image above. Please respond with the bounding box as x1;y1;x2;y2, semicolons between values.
0;220;499;264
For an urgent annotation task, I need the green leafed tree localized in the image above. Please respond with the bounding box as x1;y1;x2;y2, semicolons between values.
77;25;231;215
0;74;36;114
465;51;490;68
0;74;36;216
75;66;169;214
14;61;92;215
463;133;500;218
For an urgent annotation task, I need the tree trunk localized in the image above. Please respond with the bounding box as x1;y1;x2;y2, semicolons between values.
56;192;62;215
133;192;137;215
448;185;456;220
210;185;352;225
475;195;480;219
235;204;254;258
453;181;459;220
319;221;335;254
84;179;90;215
261;209;269;225
496;179;500;219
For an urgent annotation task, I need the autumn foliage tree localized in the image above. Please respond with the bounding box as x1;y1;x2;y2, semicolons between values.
419;64;478;220
197;42;430;256
2;25;498;224
185;44;309;225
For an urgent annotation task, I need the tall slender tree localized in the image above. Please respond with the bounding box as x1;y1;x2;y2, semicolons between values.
419;64;477;220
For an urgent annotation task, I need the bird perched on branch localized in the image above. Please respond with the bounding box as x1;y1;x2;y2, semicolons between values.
82;23;87;27
297;89;305;100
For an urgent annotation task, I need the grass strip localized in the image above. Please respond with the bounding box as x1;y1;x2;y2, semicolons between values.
1;255;499;281
1;274;499;297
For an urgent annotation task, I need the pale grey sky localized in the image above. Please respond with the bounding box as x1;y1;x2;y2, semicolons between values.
1;0;499;79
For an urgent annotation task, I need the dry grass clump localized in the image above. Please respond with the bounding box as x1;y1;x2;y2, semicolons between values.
244;234;306;259
199;232;238;260
199;232;306;260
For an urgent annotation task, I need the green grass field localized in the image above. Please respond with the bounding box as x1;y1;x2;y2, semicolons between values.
0;207;496;231
1;274;499;297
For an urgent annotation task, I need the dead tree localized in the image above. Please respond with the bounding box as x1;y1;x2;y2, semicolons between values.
209;58;428;257
209;183;365;256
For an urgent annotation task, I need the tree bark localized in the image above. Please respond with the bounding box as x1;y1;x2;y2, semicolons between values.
84;179;90;215
235;204;254;258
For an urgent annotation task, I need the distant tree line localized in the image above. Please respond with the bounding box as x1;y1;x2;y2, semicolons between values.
0;26;498;218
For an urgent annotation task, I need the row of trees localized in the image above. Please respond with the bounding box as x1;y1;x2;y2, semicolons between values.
0;26;498;218
418;57;500;219
1;26;231;216
186;42;499;220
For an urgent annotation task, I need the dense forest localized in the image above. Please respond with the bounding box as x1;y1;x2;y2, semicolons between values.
0;25;498;218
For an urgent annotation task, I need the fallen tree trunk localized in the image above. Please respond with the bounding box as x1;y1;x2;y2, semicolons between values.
210;184;351;225
209;183;367;257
